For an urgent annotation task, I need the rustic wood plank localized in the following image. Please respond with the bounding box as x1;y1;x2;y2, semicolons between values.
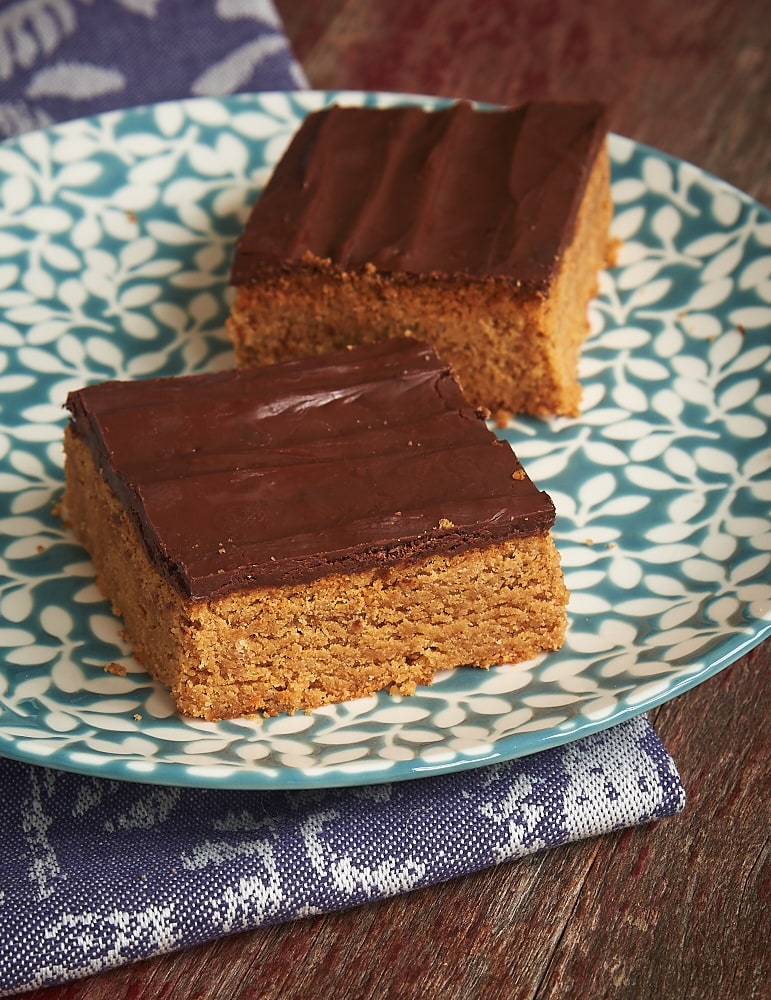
533;643;770;1000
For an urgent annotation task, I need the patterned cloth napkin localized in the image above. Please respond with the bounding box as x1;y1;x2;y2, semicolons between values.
0;2;686;995
0;717;685;996
0;0;307;138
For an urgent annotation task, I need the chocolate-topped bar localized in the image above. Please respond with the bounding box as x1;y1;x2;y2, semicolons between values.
228;100;614;417
63;338;568;720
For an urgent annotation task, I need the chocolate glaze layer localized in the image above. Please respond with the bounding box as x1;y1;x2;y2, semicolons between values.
230;100;608;289
65;339;556;600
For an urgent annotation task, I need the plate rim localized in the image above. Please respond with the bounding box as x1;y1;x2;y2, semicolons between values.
0;88;769;790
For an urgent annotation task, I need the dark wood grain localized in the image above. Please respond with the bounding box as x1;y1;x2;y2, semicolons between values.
20;2;770;997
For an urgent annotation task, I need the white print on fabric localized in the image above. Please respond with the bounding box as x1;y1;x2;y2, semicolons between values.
33;904;181;988
477;773;549;860
0;0;306;137
21;767;63;902
560;736;663;838
191;36;290;96
26;62;126;99
300;809;428;898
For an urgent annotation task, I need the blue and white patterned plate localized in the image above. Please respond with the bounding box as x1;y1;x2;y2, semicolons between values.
0;91;769;789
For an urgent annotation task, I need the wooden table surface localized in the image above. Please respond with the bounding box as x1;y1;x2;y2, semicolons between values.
24;2;770;998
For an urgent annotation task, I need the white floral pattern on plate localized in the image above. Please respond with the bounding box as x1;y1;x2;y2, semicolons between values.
0;91;769;789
